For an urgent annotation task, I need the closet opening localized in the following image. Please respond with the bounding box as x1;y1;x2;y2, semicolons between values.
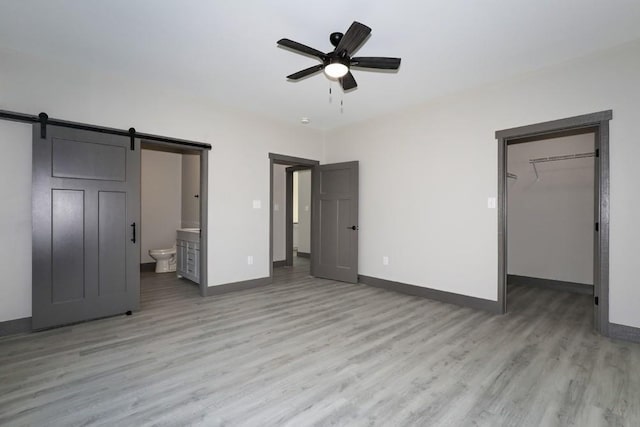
496;111;611;335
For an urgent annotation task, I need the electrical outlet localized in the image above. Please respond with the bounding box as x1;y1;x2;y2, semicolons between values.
247;255;254;265
382;256;389;266
252;200;261;209
487;197;497;209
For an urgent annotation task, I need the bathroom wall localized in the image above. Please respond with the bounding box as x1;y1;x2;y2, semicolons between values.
181;154;200;228
272;164;287;262
141;149;182;264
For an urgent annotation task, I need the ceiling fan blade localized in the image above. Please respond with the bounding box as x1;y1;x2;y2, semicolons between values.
287;64;325;80
277;38;326;59
339;72;358;91
335;21;371;56
351;57;401;70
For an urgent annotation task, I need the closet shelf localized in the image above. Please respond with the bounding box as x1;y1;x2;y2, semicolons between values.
529;151;595;180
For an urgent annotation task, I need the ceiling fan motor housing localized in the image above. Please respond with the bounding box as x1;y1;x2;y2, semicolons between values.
329;32;344;47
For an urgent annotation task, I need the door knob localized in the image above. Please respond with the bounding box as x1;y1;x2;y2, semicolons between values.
347;225;358;230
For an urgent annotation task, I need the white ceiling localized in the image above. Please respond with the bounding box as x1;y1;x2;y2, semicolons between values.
1;1;640;130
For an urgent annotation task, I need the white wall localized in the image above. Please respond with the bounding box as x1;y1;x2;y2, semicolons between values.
141;149;182;264
0;47;324;322
507;134;594;284
296;170;311;254
181;154;200;229
0;121;32;322
324;40;640;329
272;164;287;262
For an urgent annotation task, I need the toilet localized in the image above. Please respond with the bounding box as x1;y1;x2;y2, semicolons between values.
148;245;177;273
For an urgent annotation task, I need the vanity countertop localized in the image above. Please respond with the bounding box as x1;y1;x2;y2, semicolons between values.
177;228;200;243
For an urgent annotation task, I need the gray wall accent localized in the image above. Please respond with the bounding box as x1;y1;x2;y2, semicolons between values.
268;153;320;282
0;316;31;337
508;274;593;295
297;251;310;258
609;323;640;344
358;275;501;314
272;260;287;268
205;277;271;296
496;110;611;336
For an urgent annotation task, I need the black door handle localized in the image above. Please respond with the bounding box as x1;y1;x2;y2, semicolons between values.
347;225;358;230
131;222;136;243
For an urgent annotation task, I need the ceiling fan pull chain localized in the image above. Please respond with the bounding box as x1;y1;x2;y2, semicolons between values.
341;99;344;114
329;85;332;104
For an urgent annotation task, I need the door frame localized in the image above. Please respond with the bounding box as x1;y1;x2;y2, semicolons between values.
141;140;209;297
269;153;319;281
495;110;612;335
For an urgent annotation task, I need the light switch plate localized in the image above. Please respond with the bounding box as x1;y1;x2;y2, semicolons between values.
487;197;497;209
382;256;389;266
252;200;261;209
247;255;254;265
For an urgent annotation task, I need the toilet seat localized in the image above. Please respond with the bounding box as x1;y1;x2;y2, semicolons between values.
149;247;176;256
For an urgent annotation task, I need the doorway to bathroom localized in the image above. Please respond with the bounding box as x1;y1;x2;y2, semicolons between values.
140;141;208;299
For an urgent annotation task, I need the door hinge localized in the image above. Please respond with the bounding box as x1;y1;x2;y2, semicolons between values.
595;148;600;157
595;222;599;232
594;296;599;306
129;127;136;150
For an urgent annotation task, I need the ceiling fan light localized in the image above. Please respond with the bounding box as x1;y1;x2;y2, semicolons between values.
324;62;349;79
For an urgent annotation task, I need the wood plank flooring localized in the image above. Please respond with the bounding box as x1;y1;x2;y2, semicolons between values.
1;261;639;426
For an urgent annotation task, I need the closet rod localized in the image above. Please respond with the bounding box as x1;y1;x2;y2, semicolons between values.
0;109;211;150
529;151;595;180
529;151;595;164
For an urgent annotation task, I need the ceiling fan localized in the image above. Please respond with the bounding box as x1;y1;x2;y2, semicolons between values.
277;21;401;91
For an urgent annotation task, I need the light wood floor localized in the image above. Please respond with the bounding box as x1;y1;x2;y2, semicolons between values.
1;261;639;426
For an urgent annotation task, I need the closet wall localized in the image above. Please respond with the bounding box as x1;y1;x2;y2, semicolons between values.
507;133;595;285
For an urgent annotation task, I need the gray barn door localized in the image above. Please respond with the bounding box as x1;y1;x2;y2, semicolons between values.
32;125;140;330
311;161;359;283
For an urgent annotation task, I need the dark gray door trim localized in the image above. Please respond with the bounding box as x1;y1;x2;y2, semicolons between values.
269;153;319;281
495;110;612;336
142;140;209;297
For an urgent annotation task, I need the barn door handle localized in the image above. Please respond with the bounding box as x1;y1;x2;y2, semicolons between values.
131;222;136;243
347;225;358;230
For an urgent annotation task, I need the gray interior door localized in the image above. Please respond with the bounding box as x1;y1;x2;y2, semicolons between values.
311;161;359;283
32;125;140;330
